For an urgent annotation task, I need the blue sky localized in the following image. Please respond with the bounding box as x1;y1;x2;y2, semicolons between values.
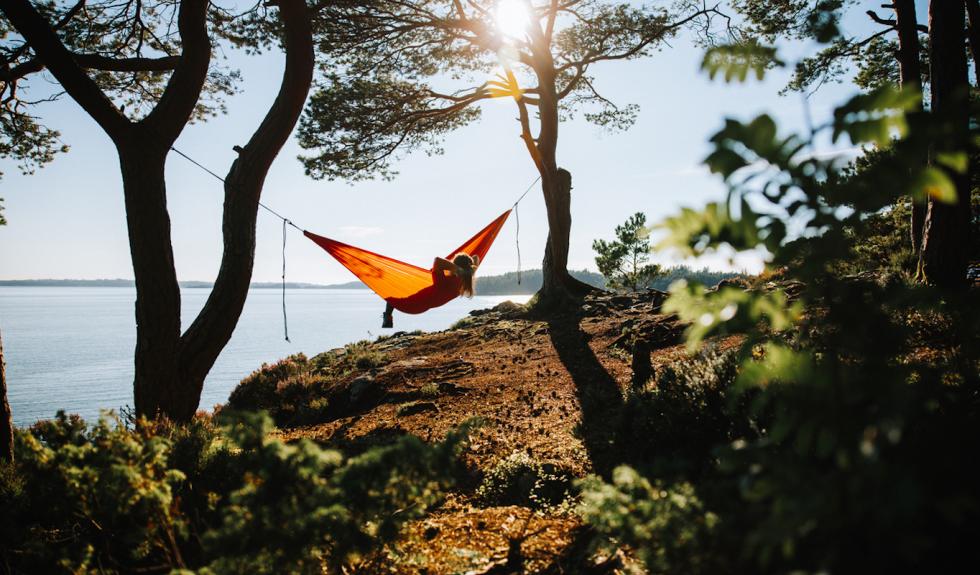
0;2;900;284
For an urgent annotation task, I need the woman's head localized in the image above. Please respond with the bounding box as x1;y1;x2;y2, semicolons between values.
452;253;479;297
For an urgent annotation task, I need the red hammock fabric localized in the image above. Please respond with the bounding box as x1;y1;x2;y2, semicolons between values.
304;210;511;314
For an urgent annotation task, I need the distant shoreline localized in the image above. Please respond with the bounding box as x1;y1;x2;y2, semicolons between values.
0;266;743;295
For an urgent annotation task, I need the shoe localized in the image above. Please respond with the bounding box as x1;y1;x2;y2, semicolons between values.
382;312;393;328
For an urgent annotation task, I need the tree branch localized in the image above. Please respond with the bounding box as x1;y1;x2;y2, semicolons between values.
866;10;897;27
179;0;315;385
140;0;210;145
0;0;129;139
1;53;180;82
515;96;544;173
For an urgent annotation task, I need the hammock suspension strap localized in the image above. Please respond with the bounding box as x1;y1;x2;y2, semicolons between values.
169;142;542;334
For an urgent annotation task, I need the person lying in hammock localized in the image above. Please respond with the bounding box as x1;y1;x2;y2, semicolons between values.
382;253;480;328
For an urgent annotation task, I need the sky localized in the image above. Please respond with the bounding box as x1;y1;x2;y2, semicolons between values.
0;1;903;284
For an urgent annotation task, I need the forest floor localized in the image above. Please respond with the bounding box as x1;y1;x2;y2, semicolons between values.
272;290;742;574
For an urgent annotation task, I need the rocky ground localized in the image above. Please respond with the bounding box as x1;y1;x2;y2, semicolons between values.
257;290;742;573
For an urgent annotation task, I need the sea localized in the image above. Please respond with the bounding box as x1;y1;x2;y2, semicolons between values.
0;287;530;427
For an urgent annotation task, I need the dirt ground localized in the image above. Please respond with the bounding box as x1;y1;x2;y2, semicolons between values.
278;291;739;573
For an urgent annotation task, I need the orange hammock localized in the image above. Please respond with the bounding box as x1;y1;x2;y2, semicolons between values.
304;210;511;314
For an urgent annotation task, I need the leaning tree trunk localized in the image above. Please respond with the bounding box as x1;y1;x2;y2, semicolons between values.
131;0;313;421
177;0;314;418
918;0;972;288
532;64;597;309
893;0;927;253
1;327;13;462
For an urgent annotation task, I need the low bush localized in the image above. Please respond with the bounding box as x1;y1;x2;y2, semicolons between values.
617;347;756;479
579;467;721;574
227;353;310;414
0;410;470;574
227;342;388;427
475;451;575;511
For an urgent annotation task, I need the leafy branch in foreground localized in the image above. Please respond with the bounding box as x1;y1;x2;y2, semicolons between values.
580;37;978;573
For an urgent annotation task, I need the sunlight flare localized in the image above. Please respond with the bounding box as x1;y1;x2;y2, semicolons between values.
495;0;531;40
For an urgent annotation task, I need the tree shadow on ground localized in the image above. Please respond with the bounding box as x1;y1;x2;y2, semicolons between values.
547;313;625;476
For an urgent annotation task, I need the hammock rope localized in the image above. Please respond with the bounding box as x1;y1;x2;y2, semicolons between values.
281;218;290;342
512;175;541;285
169;142;540;336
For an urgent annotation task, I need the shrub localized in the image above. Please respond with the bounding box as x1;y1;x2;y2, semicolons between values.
645;42;980;572
200;410;469;573
0;411;186;574
0;410;471;574
227;353;310;413
617;347;755;479
475;451;575;511
579;467;720;574
227;342;388;428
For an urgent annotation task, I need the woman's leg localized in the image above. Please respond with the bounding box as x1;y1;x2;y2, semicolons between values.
382;302;394;328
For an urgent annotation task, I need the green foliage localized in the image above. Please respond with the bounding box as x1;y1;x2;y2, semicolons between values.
475;451;574;511
701;42;782;83
1;410;469;573
227;353;310;415
0;412;186;573
1;1;245;176
201;411;467;573
664;282;801;350
587;42;979;573
730;0;890;95
617;347;755;479
227;343;388;427
299;1;728;181
592;212;662;292
579;467;720;574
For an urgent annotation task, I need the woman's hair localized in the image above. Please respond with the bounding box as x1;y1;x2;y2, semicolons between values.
453;253;479;297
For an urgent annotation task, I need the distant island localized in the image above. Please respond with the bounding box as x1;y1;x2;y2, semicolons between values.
0;266;742;295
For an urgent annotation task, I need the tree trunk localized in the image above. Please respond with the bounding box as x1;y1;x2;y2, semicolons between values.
918;0;972;288
177;0;314;416
530;58;596;309
1;327;13;462
118;139;186;418
121;0;313;422
893;0;927;253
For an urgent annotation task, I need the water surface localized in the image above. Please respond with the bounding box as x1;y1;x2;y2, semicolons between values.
0;287;529;426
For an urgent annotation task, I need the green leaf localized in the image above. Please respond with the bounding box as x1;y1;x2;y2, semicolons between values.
935;152;969;174
910;166;957;204
702;43;782;83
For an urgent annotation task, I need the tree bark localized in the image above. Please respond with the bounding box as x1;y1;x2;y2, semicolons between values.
918;0;972;288
893;0;927;253
118;139;186;418
0;327;13;462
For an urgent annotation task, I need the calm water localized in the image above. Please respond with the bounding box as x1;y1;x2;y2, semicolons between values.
0;287;530;426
